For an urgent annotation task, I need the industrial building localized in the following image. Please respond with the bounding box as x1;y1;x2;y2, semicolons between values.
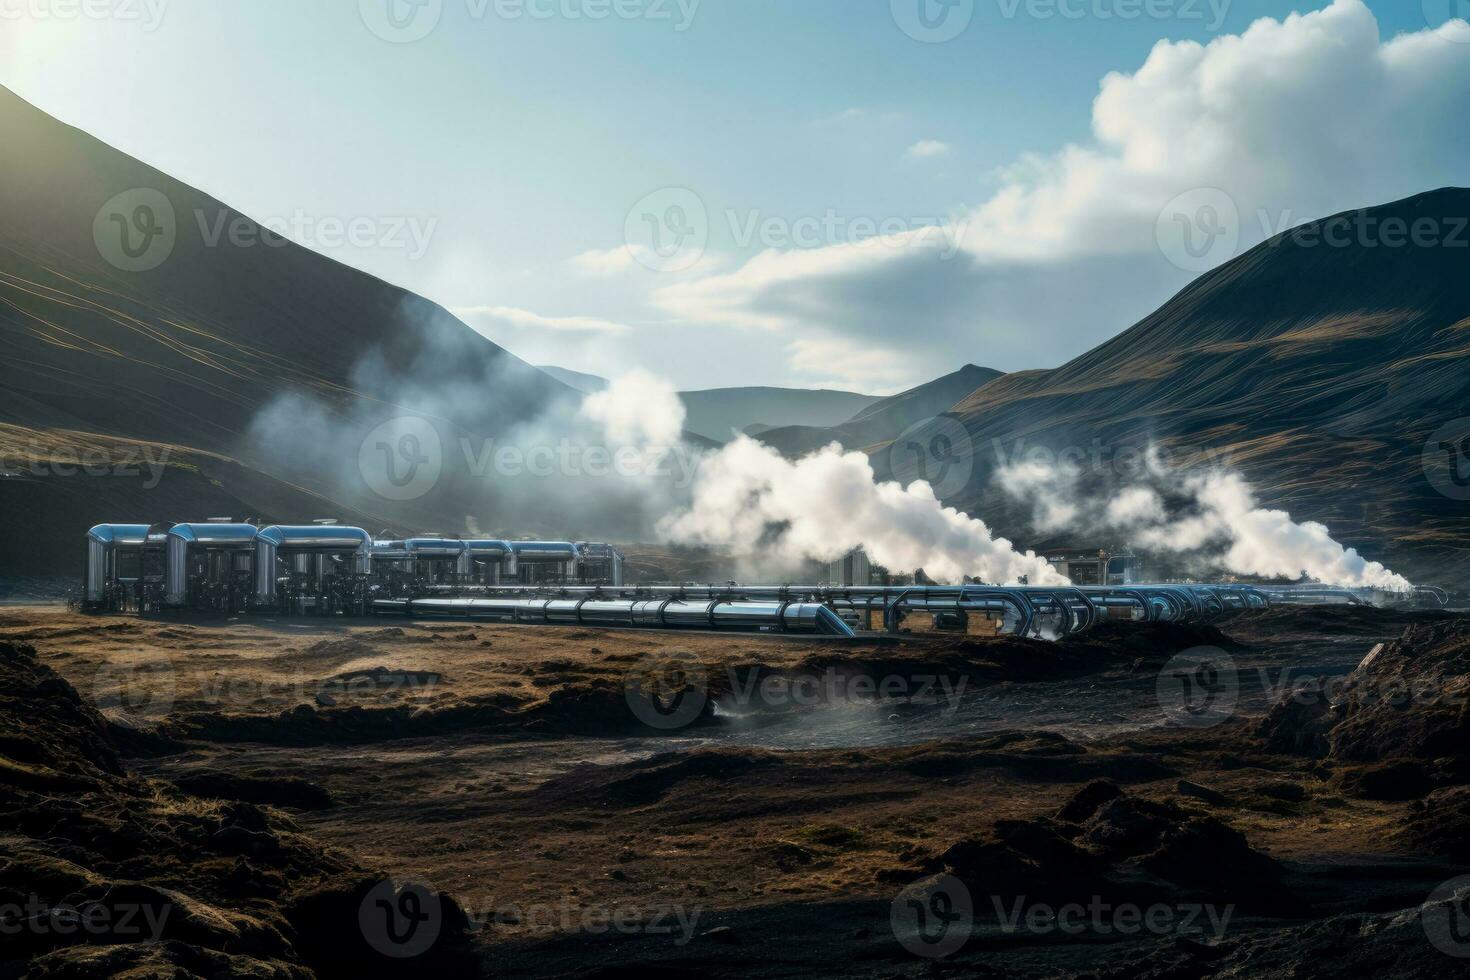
79;522;1443;639
84;521;624;615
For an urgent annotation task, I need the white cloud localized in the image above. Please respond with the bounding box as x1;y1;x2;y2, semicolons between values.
452;305;638;378
453;305;633;336
568;245;654;278
646;0;1470;381
905;139;951;159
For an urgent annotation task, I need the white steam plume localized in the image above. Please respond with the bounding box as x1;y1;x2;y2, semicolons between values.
659;435;1065;585
995;450;1411;591
579;370;686;447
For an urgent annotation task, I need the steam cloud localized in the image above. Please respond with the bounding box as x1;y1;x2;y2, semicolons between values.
659;435;1064;585
996;450;1412;592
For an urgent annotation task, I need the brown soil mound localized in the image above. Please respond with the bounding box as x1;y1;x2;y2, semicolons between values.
1256;618;1470;804
934;781;1288;914
0;640;477;977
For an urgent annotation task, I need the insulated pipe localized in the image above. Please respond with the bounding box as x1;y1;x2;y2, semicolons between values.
381;597;857;636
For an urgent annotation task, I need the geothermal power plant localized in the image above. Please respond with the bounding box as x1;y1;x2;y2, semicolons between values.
79;520;1450;639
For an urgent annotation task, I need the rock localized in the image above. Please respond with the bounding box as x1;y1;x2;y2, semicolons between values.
1256;676;1335;758
1332;760;1434;801
171;770;334;811
1402;786;1470;861
1055;779;1123;823
1176;779;1229;805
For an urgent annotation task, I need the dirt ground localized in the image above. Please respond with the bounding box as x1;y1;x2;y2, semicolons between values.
5;603;1470;977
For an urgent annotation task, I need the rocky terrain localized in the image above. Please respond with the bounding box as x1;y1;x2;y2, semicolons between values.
4;604;1470;976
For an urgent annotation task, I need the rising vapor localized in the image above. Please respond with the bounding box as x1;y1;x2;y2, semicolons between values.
659;435;1064;585
995;450;1412;591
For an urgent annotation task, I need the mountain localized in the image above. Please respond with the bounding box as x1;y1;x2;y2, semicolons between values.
885;189;1470;585
756;364;1003;456
537;366;880;443
537;366;609;394
0;85;588;569
678;386;879;443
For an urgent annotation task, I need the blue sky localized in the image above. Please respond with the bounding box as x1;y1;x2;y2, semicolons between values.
2;0;1467;391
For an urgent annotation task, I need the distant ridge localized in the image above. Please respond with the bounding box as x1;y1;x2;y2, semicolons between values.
924;188;1470;585
755;364;1003;456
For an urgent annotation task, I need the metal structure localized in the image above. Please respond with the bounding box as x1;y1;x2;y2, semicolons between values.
81;522;1442;638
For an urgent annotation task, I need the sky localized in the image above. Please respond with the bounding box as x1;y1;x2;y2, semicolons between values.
1;0;1467;393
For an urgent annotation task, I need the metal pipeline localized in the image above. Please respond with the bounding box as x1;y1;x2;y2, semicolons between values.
376;596;858;636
